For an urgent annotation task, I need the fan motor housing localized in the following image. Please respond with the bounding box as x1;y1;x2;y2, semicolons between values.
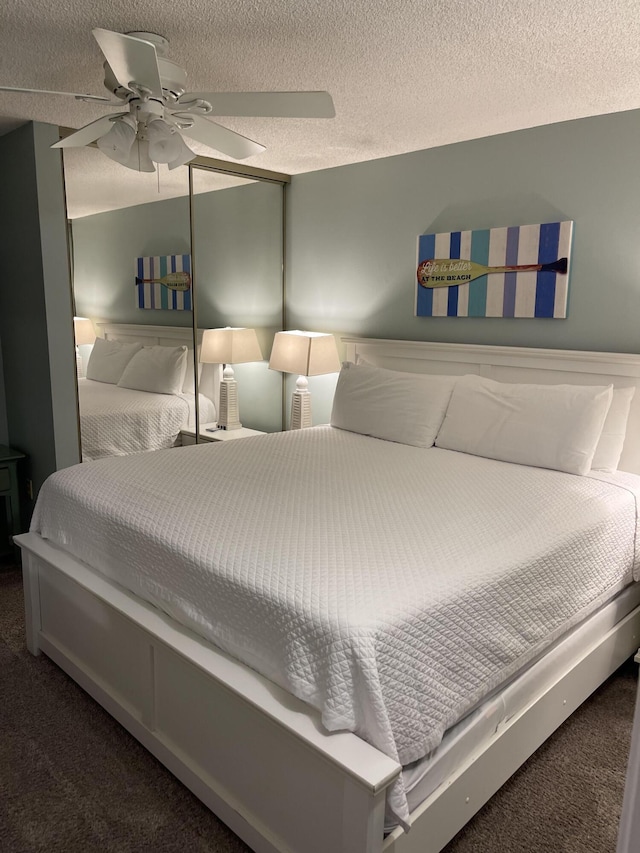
103;32;188;101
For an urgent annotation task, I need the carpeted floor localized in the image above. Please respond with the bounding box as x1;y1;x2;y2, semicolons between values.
0;564;636;852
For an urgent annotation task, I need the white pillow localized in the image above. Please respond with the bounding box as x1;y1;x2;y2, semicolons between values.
330;361;456;448
591;386;635;472
435;374;613;475
85;337;143;384
117;345;188;395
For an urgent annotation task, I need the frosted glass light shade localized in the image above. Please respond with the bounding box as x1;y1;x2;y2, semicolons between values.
168;133;197;170
123;139;155;173
200;327;263;365
96;115;194;172
97;115;136;165
147;119;185;164
73;317;96;346
268;331;340;376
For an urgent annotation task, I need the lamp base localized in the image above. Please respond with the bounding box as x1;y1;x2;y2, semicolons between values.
290;376;312;429
218;370;242;430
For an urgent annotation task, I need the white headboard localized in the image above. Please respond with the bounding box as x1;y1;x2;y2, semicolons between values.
96;322;221;408
343;337;640;476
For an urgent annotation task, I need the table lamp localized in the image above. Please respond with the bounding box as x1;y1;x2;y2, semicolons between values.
268;330;340;429
200;327;263;429
73;317;96;378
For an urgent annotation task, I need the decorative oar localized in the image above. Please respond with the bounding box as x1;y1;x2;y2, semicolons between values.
417;257;568;288
135;271;191;291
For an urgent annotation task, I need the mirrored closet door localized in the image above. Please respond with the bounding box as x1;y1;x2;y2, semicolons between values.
189;163;287;435
64;144;194;461
63;143;288;459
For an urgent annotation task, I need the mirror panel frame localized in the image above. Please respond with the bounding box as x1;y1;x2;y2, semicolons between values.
188;160;290;440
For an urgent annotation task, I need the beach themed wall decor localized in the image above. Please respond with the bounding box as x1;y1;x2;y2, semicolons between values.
135;254;192;310
416;221;573;318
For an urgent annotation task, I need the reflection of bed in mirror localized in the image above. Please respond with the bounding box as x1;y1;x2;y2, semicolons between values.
78;323;220;461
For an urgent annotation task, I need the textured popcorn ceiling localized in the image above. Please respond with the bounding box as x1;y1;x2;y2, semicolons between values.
2;0;640;218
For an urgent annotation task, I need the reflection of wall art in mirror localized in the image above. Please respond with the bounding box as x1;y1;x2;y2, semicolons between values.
135;254;192;310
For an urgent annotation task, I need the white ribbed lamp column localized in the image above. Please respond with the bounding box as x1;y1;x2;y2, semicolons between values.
268;331;340;429
200;327;263;430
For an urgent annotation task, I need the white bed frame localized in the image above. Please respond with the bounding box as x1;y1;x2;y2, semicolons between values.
16;338;640;853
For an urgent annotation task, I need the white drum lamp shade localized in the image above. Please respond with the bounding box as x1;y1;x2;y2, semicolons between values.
268;331;340;429
73;317;96;345
200;327;263;430
73;317;96;378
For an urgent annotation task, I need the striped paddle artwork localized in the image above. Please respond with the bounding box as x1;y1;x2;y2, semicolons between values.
135;271;191;291
417;258;568;288
135;255;192;310
415;221;573;318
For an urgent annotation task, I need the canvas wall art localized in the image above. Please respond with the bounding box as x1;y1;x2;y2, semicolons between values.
135;254;192;311
415;221;573;318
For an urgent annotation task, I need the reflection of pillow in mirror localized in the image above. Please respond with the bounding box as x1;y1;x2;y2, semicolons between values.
85;338;143;384
117;345;188;395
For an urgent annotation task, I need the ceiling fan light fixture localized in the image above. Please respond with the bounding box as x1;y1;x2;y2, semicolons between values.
123;138;156;173
147;118;184;164
167;134;197;170
96;114;136;164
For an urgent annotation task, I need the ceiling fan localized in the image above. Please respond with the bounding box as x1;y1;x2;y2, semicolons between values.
0;28;335;171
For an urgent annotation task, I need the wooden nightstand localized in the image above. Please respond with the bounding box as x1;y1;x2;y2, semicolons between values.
0;445;26;555
180;424;266;446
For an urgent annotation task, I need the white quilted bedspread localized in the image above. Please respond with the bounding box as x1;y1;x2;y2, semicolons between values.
31;426;640;827
78;378;216;460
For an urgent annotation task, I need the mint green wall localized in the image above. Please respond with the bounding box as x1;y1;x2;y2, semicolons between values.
191;180;284;432
0;122;79;511
287;108;640;423
72;195;192;327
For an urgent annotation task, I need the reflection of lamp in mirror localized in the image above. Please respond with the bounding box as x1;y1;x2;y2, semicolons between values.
200;327;263;430
268;331;340;429
73;317;96;378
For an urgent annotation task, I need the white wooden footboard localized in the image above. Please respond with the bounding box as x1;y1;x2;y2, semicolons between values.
16;531;640;853
16;533;400;853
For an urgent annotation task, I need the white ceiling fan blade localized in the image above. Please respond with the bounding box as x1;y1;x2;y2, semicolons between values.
179;115;266;160
51;113;128;148
177;91;335;118
92;29;163;99
0;85;112;102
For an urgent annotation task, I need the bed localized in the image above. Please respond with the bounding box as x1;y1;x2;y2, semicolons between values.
77;323;219;460
16;338;640;853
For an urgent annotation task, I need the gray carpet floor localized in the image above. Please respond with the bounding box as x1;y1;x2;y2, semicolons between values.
0;564;636;852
